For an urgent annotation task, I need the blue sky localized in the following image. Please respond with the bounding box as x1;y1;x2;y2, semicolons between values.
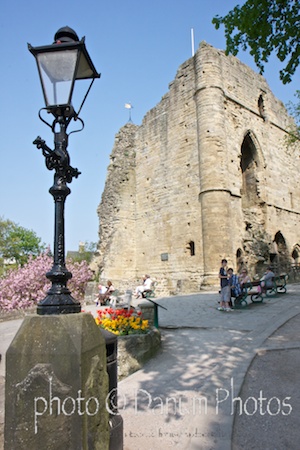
0;0;298;251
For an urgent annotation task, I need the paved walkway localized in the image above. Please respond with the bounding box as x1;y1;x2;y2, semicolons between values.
119;287;300;450
0;286;300;449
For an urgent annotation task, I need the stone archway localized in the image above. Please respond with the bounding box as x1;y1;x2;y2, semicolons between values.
240;131;270;276
240;132;260;209
292;245;300;265
236;248;244;273
291;245;300;280
272;231;290;273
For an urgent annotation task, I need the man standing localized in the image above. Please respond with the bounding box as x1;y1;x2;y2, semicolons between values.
218;259;232;311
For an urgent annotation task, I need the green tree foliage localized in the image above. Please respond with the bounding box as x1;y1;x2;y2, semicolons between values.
67;241;97;264
0;218;45;267
287;90;300;140
212;0;300;84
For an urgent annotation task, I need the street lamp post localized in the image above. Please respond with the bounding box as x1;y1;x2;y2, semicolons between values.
28;27;100;315
4;30;114;450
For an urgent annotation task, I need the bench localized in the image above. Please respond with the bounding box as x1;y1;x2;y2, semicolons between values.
249;280;264;302
233;282;254;308
142;281;157;299
249;279;277;301
107;290;121;307
255;275;288;298
232;281;267;306
235;275;288;307
275;274;288;294
264;277;278;298
95;289;121;306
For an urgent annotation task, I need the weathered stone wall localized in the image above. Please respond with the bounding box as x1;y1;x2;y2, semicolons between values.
93;42;300;294
91;124;138;285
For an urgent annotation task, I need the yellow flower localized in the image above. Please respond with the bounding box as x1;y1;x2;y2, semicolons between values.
95;309;149;335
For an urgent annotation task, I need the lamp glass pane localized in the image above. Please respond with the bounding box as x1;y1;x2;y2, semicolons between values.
76;52;95;79
37;49;78;106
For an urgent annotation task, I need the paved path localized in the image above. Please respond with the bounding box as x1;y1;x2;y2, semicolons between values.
119;287;300;450
0;286;300;449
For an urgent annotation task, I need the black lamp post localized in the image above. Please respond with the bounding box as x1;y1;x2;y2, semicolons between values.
28;27;100;315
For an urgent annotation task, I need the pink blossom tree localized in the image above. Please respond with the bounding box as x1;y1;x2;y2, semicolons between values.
0;251;93;311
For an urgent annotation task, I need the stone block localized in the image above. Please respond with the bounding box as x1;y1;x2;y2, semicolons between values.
137;301;155;327
117;328;161;380
5;313;110;450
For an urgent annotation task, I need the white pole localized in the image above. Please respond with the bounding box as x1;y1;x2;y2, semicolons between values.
125;103;133;123
191;28;195;57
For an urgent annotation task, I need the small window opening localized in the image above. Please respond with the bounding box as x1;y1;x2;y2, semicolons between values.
188;241;195;256
258;94;266;120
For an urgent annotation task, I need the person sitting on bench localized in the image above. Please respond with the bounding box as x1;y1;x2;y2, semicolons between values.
239;268;251;288
228;268;242;307
260;267;275;293
135;274;153;299
97;280;115;305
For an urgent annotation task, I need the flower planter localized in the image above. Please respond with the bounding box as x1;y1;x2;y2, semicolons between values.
117;328;161;380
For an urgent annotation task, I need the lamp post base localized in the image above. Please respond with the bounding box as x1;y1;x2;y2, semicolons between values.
37;294;81;315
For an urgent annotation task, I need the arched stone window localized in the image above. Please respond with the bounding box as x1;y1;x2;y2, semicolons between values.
240;132;259;208
291;246;300;280
273;231;290;273
292;247;300;265
258;94;267;120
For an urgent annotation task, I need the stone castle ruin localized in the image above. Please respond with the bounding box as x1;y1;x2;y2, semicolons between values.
92;42;300;296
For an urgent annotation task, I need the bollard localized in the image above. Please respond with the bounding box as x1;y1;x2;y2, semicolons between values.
124;290;132;308
100;329;123;450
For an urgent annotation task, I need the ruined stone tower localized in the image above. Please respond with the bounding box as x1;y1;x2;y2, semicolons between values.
93;42;300;295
